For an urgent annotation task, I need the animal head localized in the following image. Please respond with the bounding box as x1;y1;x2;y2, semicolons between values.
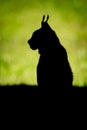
28;15;59;53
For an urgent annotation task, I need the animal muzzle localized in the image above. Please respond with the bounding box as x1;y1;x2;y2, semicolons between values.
27;39;37;50
28;39;31;44
27;39;33;47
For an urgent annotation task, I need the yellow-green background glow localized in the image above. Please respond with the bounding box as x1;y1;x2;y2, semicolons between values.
0;0;87;86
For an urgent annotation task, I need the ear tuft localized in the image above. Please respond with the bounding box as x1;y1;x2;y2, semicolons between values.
42;15;45;22
46;15;49;22
41;15;45;26
41;15;49;27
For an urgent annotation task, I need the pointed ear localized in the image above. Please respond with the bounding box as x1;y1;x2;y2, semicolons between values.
46;15;49;23
41;15;45;27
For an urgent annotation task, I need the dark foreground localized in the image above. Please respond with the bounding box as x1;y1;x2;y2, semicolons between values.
0;85;87;111
0;84;87;97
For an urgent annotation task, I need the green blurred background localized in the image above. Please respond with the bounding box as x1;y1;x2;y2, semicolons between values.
0;0;87;86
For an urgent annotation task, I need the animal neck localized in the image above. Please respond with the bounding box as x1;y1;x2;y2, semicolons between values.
38;44;59;55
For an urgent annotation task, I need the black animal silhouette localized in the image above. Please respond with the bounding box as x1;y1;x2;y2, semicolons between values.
28;15;73;89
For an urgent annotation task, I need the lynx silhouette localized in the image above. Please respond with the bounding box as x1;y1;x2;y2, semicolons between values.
28;15;73;89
